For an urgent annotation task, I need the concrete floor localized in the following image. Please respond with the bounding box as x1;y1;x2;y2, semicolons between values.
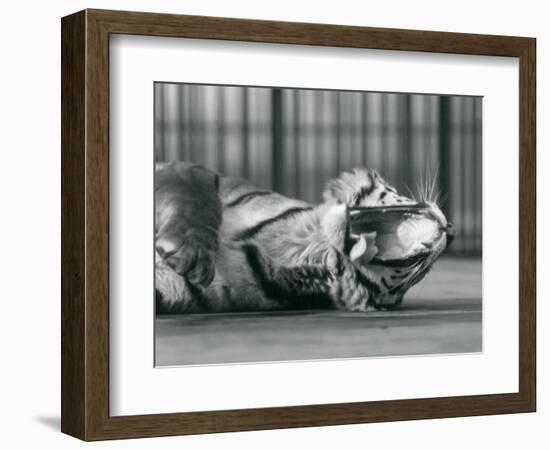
155;257;482;366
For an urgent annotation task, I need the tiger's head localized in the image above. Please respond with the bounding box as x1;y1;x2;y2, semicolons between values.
323;168;454;309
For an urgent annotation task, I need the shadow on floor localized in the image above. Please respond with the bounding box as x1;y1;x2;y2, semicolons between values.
34;415;60;431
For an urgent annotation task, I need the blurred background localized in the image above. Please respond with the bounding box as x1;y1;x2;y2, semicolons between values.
154;83;482;256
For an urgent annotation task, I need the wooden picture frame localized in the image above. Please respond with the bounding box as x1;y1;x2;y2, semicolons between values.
61;8;536;441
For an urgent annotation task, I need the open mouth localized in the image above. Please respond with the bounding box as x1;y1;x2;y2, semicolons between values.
349;205;443;267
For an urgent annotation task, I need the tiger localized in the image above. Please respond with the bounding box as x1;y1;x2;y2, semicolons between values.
155;162;454;313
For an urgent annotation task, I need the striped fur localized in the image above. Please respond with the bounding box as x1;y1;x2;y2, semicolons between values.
155;163;450;313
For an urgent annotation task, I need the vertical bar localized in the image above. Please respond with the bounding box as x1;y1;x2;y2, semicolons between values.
361;92;368;167
247;87;270;189
468;98;477;254
302;90;316;202
154;83;165;162
202;85;218;171
182;85;191;162
177;83;185;161
475;98;483;254
419;95;434;189
242;88;250;179
314;90;323;196
365;93;383;171
387;94;400;184
222;87;243;177
438;96;452;229
293;90;301;199
196;86;207;166
272;88;283;194
281;89;296;196
217;86;226;173
401;94;412;193
188;86;195;163
381;93;389;177
336;91;342;174
460;98;468;254
163;84;179;161
322;91;338;183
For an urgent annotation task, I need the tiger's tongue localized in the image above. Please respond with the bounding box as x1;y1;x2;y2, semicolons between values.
375;218;437;260
376;229;412;260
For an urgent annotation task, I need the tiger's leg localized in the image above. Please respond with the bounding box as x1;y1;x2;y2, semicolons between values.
155;162;222;291
243;243;372;311
243;244;334;301
328;256;374;311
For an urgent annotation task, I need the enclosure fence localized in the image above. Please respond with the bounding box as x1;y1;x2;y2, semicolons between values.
155;83;482;256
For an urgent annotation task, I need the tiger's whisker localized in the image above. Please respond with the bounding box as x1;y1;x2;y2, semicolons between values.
404;184;417;203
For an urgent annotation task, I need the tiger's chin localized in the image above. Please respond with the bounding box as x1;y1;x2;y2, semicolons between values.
362;235;448;310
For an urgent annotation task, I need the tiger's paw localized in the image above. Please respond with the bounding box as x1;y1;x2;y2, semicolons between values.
329;274;370;312
155;260;194;313
156;236;217;288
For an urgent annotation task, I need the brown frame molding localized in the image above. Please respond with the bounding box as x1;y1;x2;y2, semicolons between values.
61;9;536;441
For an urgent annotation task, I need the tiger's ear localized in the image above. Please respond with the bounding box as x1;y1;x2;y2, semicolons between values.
323;168;377;205
323;178;347;204
370;169;382;182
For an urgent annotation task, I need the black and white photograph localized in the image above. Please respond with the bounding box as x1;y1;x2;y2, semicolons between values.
1;0;541;445
154;83;482;366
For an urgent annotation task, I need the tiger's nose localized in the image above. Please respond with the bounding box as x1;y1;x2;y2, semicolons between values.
445;223;455;246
